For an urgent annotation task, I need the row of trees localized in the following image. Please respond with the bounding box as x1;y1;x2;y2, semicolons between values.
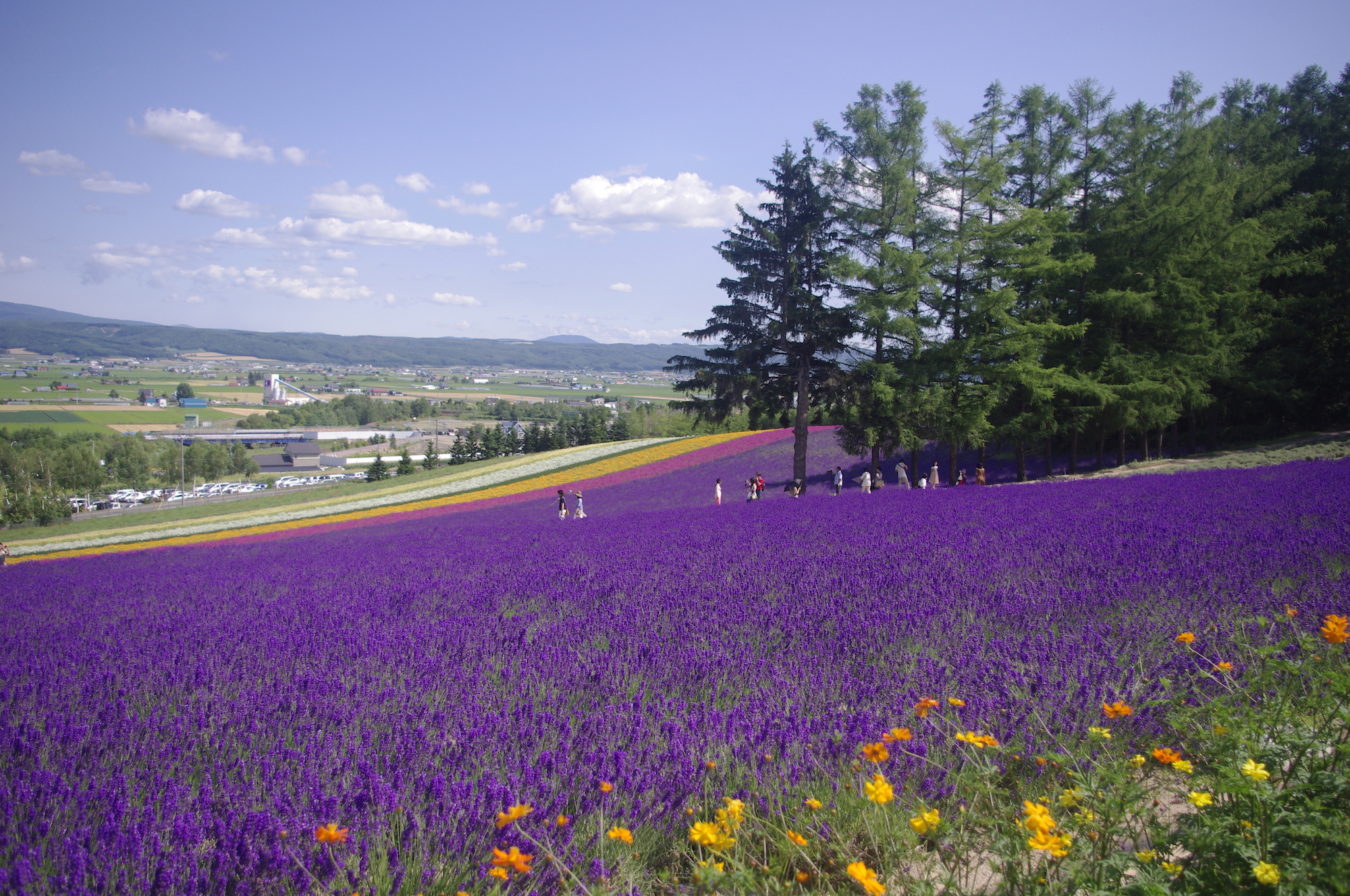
671;66;1349;482
0;428;259;526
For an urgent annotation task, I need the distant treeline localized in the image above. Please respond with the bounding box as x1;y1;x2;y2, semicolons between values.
0;317;688;371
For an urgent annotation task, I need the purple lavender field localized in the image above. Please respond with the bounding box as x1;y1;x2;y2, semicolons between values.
3;430;1347;895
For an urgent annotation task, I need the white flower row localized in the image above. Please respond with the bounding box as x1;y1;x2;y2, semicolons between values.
20;438;679;557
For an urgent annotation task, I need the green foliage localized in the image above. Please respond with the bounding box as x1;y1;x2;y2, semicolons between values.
366;455;389;482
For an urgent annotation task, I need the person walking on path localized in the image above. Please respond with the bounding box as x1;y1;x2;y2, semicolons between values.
832;466;844;495
755;473;765;500
572;490;586;519
715;478;722;505
858;469;872;493
556;489;569;520
896;461;910;489
929;462;940;490
975;464;987;485
745;476;757;502
0;542;8;566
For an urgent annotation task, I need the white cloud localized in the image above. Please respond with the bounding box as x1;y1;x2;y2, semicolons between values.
609;282;633;292
134;108;303;163
464;181;491;196
80;175;151;194
19;149;87;176
507;213;544;233
82;246;157;284
499;261;527;272
0;252;37;273
277;216;488;248
187;263;373;302
549;172;757;232
396;172;434;193
176;189;260;218
431;292;481;306
212;227;274;247
435;195;509;217
309;182;406;220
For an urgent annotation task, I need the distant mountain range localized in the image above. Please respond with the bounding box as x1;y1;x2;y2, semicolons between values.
0;302;692;371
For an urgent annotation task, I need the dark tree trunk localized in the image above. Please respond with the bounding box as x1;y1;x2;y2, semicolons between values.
1069;429;1079;474
1116;429;1126;467
792;357;810;483
1044;436;1053;478
1016;441;1027;482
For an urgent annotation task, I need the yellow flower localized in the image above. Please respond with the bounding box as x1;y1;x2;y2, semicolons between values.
606;826;633;844
1321;614;1348;644
704;760;717;770
1162;861;1183;877
688;821;734;852
1057;788;1080;808
908;807;940;835
1128;754;1147;768
804;798;823;810
1172;759;1195;775
846;860;885;896
715;797;746;831
1187;791;1213;808
1102;700;1133;718
863;772;894;804
1152;747;1183;765
882;727;912;743
1214;661;1233;672
1253;861;1280;885
1176;632;1196;643
1027;830;1072;858
1088;726;1112;739
598;780;613;793
1241;759;1271;782
861;742;890;763
955;730;999;748
786;829;808;847
494;803;533;829
314;823;349;844
914;697;939;718
947;697;965;707
1135;850;1158;863
490;846;533;874
486;867;509;881
1021;801;1056;835
795;871;811;883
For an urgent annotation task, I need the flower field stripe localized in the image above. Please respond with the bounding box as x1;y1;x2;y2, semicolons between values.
13;431;771;563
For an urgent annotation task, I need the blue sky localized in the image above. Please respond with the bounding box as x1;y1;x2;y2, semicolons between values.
2;0;1345;344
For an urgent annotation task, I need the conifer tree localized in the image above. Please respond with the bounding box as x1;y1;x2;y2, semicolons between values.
669;144;853;482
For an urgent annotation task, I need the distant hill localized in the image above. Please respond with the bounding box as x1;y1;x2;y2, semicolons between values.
536;334;599;345
0;302;694;371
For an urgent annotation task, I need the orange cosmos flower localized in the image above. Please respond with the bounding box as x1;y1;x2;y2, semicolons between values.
1102;700;1133;719
1176;632;1196;643
786;829;808;847
914;697;940;718
494;803;533;829
860;742;890;763
490;845;533;874
1152;747;1183;764
599;780;614;793
882;727;912;743
1320;614;1348;644
314;823;349;844
606;826;634;844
